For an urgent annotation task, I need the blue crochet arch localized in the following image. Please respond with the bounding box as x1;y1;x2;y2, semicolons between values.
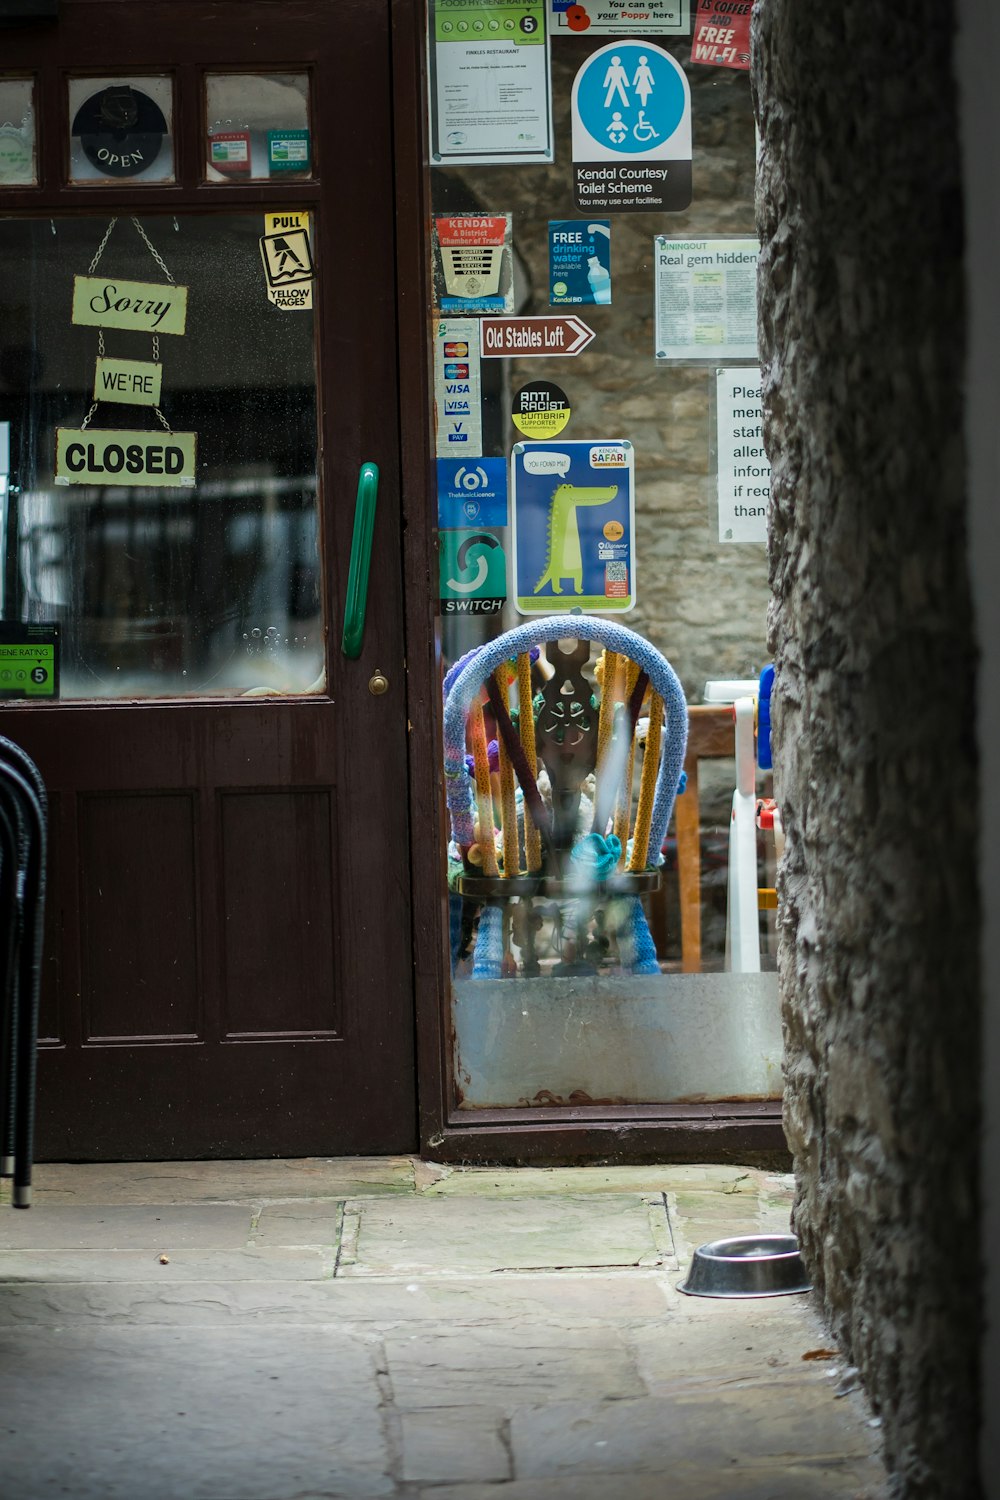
442;615;688;867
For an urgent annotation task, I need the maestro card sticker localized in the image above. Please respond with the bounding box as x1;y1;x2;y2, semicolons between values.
549;220;611;305
437;457;508;528
512;381;572;439
433;318;483;455
512;440;635;613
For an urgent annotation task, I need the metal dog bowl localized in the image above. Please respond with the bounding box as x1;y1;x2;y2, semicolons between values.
676;1234;812;1298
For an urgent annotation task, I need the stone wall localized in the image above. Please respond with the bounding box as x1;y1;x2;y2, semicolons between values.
752;2;981;1495
433;43;768;703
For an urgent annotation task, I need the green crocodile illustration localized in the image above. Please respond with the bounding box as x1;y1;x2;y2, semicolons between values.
533;483;619;595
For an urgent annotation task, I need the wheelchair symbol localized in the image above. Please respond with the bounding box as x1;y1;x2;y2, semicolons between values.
633;110;659;143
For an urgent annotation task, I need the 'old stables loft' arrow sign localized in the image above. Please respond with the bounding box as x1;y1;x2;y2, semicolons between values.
480;315;596;358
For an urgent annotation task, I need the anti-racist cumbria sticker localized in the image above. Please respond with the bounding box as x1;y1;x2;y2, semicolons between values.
512;381;572;439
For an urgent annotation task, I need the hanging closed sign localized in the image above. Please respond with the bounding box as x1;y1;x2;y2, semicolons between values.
60;217;196;487
55;428;196;486
72;275;188;335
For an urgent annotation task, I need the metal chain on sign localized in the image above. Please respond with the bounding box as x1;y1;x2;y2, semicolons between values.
85;216;178;434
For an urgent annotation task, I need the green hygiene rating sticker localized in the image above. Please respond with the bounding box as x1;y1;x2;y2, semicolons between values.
0;623;59;699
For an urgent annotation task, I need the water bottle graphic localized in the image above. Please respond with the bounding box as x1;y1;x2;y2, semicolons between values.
587;255;611;304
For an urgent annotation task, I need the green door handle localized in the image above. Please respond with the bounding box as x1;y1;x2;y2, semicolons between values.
341;461;379;660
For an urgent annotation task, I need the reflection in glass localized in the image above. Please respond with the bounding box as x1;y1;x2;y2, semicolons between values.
205;74;311;181
0;215;323;699
0;77;36;185
68;76;175;185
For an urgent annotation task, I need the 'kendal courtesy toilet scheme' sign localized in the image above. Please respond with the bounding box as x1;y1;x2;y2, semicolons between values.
71;275;188;335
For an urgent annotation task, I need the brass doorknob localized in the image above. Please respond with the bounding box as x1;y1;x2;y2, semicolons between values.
368;670;389;696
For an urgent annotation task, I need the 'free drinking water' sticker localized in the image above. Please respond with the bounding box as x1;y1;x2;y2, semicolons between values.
548;220;611;305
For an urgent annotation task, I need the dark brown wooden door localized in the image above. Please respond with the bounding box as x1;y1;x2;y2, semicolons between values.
0;1;417;1158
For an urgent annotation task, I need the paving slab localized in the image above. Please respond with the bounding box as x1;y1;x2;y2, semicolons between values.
250;1200;344;1246
385;1323;643;1409
420;1164;768;1197
0;1271;674;1328
669;1187;795;1266
399;1407;511;1484
0;1326;392;1499
31;1156;415;1205
510;1384;877;1480
340;1194;673;1277
626;1298;840;1392
421;1464;886;1500
0;1245;334;1282
0;1204;253;1250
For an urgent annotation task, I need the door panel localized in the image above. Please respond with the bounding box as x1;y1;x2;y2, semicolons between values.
0;0;416;1158
219;788;338;1038
79;792;201;1042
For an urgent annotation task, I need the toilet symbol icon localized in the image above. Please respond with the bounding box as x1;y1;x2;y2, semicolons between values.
607;112;628;145
602;55;631;110
632;55;656;108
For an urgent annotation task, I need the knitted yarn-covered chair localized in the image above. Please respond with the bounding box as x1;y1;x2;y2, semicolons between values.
443;616;687;978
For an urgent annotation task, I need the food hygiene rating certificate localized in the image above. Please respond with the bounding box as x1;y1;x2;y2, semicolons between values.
428;0;554;165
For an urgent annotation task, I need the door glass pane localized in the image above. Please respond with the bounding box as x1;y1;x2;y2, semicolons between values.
0;213;323;698
425;23;779;1108
68;76;175;185
0;77;36;185
205;74;312;181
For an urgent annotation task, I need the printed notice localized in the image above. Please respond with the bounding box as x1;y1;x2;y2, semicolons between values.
434;318;483;457
428;0;554;166
55;428;197;488
437;457;508;528
716;368;769;543
549;219;611;306
571;39;692;212
0;622;59;700
434;214;514;314
550;0;690;36
655;238;758;360
690;0;751;69
512;439;635;613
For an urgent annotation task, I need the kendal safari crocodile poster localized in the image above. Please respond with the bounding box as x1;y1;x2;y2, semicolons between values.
512;439;635;613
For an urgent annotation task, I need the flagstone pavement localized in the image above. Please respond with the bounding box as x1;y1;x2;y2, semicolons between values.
0;1158;888;1499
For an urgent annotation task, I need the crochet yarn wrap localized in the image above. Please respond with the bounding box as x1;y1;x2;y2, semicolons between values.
443;616;688;865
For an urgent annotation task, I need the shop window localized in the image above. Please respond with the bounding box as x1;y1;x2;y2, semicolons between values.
426;5;776;1110
68;76;175;185
205;74;312;182
0;214;322;699
0;76;36;186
